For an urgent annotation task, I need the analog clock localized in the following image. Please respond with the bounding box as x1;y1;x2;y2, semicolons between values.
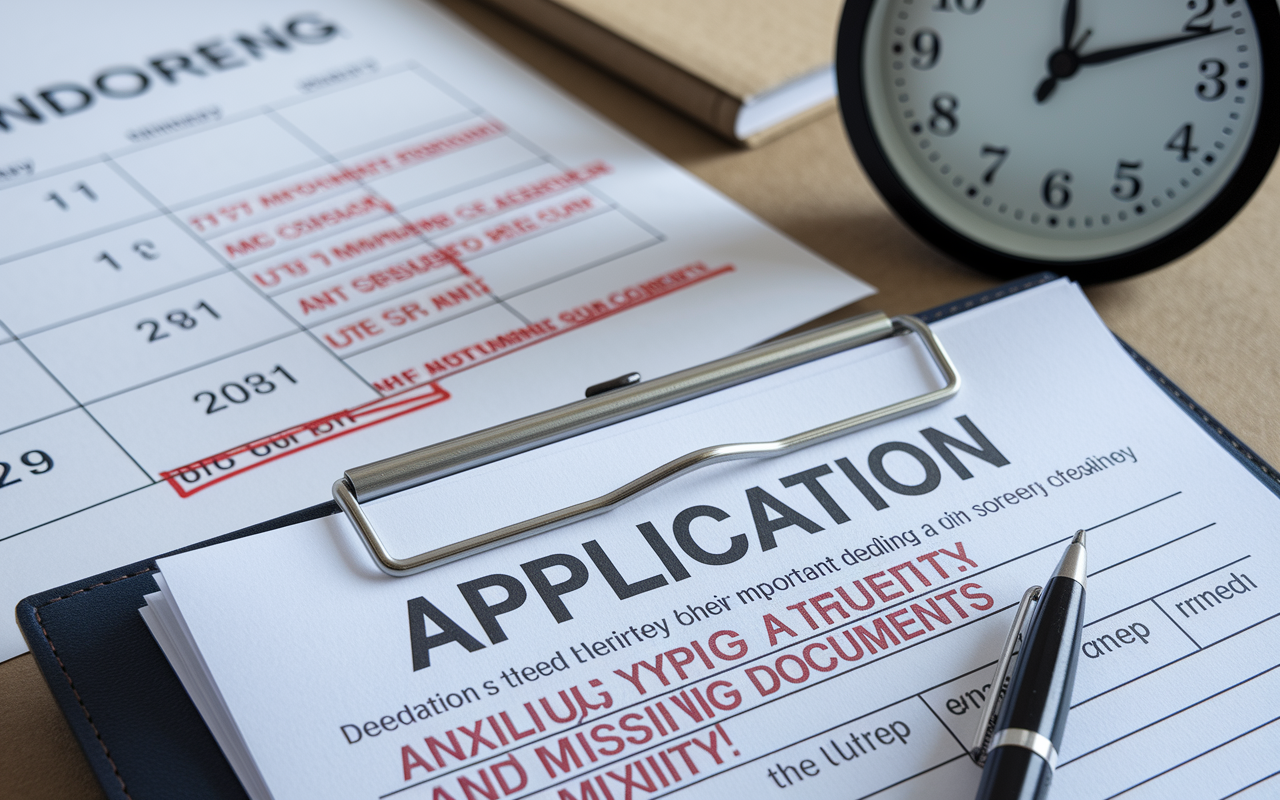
837;0;1280;282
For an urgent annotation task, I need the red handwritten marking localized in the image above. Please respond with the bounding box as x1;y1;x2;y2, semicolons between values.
244;163;609;294
390;120;505;169
160;383;450;497
453;161;611;225
411;262;735;385
162;262;733;498
187;120;506;233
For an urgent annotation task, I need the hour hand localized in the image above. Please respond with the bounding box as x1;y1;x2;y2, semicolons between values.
1078;27;1231;66
1061;0;1079;49
1036;28;1092;104
1036;0;1088;104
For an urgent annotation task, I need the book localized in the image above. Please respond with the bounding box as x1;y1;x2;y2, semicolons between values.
472;0;842;146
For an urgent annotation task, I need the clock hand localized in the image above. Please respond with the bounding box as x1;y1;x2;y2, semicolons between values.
1061;0;1079;50
1036;28;1092;104
1036;0;1086;105
1036;26;1227;103
1077;26;1231;66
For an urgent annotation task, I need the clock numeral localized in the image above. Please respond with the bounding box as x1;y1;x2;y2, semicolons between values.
911;29;941;70
1166;124;1199;161
1042;170;1072;209
1184;0;1216;33
1112;161;1143;201
928;94;959;136
935;0;984;13
979;145;1008;184
1197;59;1227;101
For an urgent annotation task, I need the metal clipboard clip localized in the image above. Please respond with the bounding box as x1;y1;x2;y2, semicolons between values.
969;585;1042;765
333;312;960;577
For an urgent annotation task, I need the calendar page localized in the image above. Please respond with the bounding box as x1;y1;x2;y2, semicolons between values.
0;0;872;659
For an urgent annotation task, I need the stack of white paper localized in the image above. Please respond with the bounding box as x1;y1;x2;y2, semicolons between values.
146;281;1280;799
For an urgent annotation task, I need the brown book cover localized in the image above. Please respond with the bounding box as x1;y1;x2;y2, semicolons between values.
473;0;842;146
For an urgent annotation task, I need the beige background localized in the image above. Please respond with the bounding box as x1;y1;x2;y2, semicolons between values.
3;0;1277;796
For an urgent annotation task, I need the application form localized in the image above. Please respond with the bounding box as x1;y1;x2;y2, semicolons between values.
0;0;872;659
147;281;1280;799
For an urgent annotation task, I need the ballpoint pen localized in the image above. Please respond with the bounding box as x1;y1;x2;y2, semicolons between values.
973;530;1087;800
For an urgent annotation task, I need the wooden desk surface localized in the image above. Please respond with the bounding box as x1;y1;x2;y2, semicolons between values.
3;1;1277;796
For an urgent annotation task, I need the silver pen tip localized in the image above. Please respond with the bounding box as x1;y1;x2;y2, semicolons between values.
1054;530;1088;586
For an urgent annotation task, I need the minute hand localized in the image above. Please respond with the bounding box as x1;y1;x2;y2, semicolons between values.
1078;27;1230;66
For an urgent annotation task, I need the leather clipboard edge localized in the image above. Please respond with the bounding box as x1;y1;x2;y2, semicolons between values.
15;270;1280;800
14;501;334;800
1116;340;1280;497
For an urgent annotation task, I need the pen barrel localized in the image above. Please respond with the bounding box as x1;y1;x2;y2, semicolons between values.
1000;575;1085;745
975;575;1084;800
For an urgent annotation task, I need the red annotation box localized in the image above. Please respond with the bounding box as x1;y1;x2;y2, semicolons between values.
161;382;450;497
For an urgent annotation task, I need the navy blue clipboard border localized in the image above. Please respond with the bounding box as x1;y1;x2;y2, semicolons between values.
16;273;1280;800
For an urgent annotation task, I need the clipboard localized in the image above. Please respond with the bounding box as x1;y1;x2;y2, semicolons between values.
335;310;957;576
16;273;1280;800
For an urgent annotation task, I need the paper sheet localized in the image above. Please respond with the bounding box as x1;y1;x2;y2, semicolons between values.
149;280;1280;799
0;0;872;660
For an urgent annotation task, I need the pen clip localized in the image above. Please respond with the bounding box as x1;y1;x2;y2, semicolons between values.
969;585;1041;765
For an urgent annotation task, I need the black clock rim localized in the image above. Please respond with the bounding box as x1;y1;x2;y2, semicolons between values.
836;0;1280;284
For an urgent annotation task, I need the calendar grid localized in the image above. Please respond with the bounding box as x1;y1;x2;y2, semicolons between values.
0;61;678;540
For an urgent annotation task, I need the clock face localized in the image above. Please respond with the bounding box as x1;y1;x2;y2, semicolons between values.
846;0;1277;274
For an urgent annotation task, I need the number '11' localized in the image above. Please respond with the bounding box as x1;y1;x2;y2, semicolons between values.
46;183;98;210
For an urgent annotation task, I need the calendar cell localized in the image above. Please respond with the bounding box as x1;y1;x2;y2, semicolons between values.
0;163;158;262
0;342;76;432
23;272;298;402
275;69;472;156
0;411;151;539
0;217;225;335
86;332;375;474
115;115;323;209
